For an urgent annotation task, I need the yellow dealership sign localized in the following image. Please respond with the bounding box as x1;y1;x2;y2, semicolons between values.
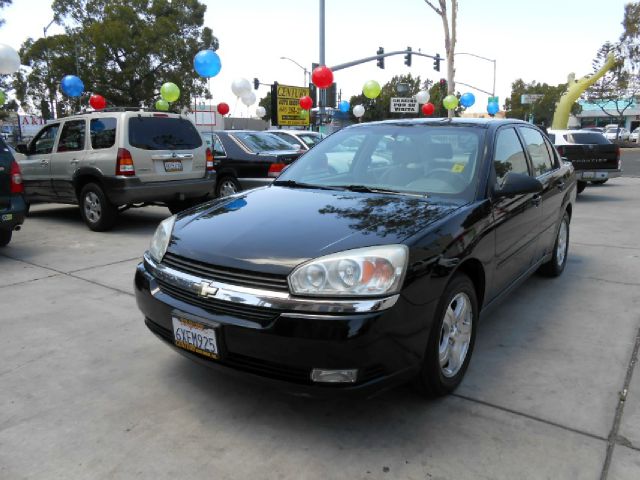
273;84;310;126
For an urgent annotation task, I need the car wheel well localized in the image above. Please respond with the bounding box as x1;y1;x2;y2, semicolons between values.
565;203;572;221
74;175;103;198
455;259;485;309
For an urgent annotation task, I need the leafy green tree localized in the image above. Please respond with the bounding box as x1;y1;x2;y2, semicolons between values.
583;4;640;126
348;74;426;122
505;79;579;126
0;0;12;27
258;91;272;123
15;0;218;118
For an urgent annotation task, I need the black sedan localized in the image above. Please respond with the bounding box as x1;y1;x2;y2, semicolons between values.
136;118;576;397
202;130;302;197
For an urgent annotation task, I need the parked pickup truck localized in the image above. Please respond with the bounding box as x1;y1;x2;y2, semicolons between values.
547;129;621;194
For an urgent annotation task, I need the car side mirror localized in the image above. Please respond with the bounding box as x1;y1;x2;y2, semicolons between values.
15;143;28;154
493;172;543;198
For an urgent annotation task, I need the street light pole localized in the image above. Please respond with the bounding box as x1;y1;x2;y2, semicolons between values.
279;56;308;86
43;19;56;119
455;52;497;97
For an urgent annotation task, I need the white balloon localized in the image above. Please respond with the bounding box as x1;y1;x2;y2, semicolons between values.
231;78;252;97
255;106;266;118
415;90;430;104
241;91;256;107
0;44;21;75
353;104;365;118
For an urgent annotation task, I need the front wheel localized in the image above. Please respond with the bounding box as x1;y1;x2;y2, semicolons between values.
0;229;12;247
414;273;478;397
539;212;570;277
79;183;118;232
216;176;241;198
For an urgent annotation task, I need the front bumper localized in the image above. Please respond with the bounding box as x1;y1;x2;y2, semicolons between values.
0;194;26;231
134;257;436;396
102;172;217;205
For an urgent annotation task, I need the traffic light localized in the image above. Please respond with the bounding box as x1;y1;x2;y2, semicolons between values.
253;78;259;90
404;46;412;67
377;47;385;69
433;53;441;72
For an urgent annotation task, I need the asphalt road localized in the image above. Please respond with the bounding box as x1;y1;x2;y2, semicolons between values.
1;179;640;479
622;148;640;177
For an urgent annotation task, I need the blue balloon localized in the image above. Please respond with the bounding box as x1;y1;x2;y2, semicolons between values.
60;75;84;97
460;92;475;108
487;102;499;115
194;49;222;78
338;100;350;113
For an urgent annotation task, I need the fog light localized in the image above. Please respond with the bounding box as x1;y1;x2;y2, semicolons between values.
311;369;358;383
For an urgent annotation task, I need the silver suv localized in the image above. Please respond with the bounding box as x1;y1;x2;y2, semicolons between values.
15;108;216;231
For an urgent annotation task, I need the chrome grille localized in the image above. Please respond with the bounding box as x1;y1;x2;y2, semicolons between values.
162;252;290;292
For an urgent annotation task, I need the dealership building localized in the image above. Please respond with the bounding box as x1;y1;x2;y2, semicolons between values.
576;100;640;131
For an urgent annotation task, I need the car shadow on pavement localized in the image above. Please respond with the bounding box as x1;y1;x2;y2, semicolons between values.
577;193;623;202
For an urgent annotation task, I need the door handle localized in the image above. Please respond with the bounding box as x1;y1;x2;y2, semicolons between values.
532;194;542;207
557;181;565;191
40;159;49;166
70;159;79;165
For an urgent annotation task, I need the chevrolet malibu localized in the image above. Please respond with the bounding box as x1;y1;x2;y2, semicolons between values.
135;118;576;397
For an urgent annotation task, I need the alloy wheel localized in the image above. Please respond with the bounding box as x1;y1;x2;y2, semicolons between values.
556;219;568;268
219;180;238;197
439;292;473;378
84;191;102;224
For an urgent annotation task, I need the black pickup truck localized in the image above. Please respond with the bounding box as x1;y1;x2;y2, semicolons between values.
547;129;621;194
0;139;27;246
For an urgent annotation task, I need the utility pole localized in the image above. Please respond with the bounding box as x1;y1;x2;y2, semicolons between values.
318;0;326;128
43;19;56;119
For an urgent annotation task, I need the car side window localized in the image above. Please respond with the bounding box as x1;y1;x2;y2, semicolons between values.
212;136;226;157
543;137;559;168
30;124;60;155
494;127;529;186
90;118;117;149
57;120;86;152
520;127;555;176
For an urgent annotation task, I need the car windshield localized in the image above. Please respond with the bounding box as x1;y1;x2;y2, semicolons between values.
232;132;299;152
275;123;484;202
298;133;324;148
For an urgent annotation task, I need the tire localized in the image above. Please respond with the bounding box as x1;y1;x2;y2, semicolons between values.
591;179;608;185
414;273;478;397
0;229;12;247
539;212;570;277
577;181;587;194
216;176;241;198
79;182;118;232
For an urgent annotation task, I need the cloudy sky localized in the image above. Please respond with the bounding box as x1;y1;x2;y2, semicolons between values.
0;0;631;115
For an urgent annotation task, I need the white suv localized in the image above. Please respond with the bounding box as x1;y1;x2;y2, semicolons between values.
15;108;216;231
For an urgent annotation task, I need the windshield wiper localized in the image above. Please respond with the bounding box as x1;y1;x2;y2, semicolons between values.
272;180;341;190
335;184;427;197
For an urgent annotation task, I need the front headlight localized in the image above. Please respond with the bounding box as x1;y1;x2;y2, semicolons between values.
288;245;408;297
148;215;176;263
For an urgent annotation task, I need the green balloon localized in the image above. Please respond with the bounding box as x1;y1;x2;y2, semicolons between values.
160;82;180;102
443;94;459;110
299;109;308;119
155;99;170;111
0;91;5;106
362;80;381;99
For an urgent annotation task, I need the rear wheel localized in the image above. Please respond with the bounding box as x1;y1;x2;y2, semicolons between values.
414;273;478;397
577;181;587;194
0;229;12;247
79;183;118;232
216;176;241;197
539;212;570;277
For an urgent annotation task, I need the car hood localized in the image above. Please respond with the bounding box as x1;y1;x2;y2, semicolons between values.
167;186;459;276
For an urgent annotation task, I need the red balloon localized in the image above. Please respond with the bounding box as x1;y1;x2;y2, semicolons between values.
311;65;334;89
89;94;106;110
299;95;313;110
217;102;230;115
422;102;435;115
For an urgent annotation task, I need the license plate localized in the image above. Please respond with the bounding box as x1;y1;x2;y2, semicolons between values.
164;160;183;172
1;214;12;222
582;172;595;179
172;316;219;359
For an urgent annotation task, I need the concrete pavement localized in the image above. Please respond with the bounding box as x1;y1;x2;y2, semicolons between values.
1;179;639;479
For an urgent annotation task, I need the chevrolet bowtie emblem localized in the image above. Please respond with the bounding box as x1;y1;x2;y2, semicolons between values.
198;281;218;298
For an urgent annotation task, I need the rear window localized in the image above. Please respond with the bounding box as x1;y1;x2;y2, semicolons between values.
128;117;202;150
563;133;610;145
232;132;298;153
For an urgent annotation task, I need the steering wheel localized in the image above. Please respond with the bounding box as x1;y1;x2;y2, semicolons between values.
423;168;468;189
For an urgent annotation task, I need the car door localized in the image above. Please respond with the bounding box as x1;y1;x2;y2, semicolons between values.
518;126;567;260
18;123;61;202
51;119;87;203
489;126;543;301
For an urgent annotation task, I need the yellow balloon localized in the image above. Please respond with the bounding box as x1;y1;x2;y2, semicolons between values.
443;94;459;110
363;80;381;99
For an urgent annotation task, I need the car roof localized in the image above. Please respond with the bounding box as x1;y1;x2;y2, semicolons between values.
53;109;186;122
347;117;534;129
